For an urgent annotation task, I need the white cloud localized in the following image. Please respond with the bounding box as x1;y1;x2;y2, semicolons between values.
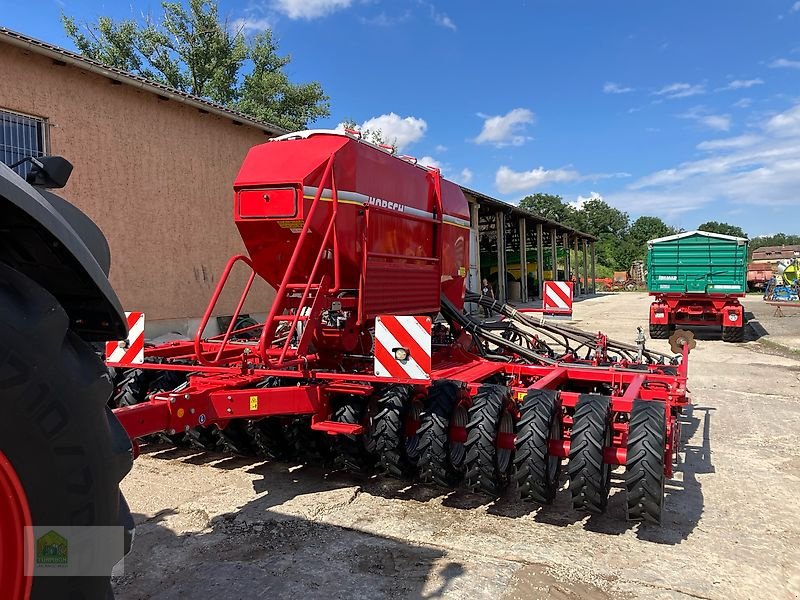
792;1;800;12
603;82;634;94
417;155;441;169
474;108;535;147
770;58;800;69
434;144;448;152
697;135;762;151
718;78;764;91
733;98;753;109
459;168;474;184
496;166;579;193
569;192;603;210
678;106;732;131
359;12;411;26
653;82;706;99
358;113;427;150
609;102;800;217
273;0;352;20
433;12;456;30
231;17;271;34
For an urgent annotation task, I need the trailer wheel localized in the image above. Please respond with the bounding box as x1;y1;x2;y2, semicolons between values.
625;400;666;524
514;389;562;504
648;324;670;339
464;384;515;496
332;396;375;474
721;325;744;343
0;264;132;599
417;381;465;487
567;394;612;513
371;385;417;478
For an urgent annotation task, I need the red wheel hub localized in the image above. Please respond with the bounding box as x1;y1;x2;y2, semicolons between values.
0;451;33;600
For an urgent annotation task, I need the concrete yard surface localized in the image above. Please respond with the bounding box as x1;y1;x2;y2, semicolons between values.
117;292;800;600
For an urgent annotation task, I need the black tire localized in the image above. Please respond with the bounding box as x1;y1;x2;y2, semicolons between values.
332;396;375;474
0;264;132;599
247;418;291;460
626;400;666;524
649;324;669;339
464;384;514;496
371;385;417;478
417;381;465;487
567;394;612;513
147;368;190;446
722;325;744;343
110;367;150;408
213;420;257;455
514;389;562;504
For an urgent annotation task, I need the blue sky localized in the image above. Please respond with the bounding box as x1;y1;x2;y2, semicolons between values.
3;1;800;236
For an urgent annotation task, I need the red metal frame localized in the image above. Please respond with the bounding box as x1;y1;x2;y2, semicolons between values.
649;292;744;330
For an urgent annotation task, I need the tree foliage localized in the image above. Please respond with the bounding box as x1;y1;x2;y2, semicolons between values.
519;193;569;222
62;0;329;130
697;220;747;238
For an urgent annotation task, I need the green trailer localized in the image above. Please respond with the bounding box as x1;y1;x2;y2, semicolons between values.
647;231;748;342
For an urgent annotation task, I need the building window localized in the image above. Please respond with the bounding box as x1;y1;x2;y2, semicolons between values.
0;108;48;178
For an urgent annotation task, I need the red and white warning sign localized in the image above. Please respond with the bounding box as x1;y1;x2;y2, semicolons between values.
543;281;573;315
105;312;145;365
374;315;432;380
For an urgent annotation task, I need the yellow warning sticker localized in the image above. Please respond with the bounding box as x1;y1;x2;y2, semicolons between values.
249;395;259;411
516;391;526;401
278;220;303;229
458;266;467;277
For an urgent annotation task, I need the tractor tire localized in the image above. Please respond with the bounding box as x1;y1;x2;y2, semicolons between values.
514;389;562;504
722;325;744;343
371;385;417;478
567;394;612;513
417;381;465;487
0;264;132;600
332;396;375;474
464;384;514;496
648;324;670;340
625;400;666;524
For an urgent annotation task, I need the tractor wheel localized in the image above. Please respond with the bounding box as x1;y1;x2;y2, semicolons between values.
371;385;417;478
514;389;562;504
332;396;375;474
464;384;515;496
0;264;133;599
722;325;744;343
417;380;466;487
626;400;667;524
624;281;637;292
567;394;612;513
648;324;670;339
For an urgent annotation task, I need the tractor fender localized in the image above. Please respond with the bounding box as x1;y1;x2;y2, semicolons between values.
0;161;126;341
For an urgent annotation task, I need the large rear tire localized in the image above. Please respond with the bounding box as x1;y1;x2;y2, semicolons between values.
721;325;744;343
567;394;612;513
371;385;417;478
648;324;670;339
0;264;133;599
625;400;666;524
514;389;562;504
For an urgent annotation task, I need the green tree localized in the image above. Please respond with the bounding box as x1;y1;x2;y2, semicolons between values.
628;216;675;247
519;193;568;222
697;221;747;238
62;0;329;130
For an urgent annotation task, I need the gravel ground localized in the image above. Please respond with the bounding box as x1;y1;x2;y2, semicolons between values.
116;292;800;600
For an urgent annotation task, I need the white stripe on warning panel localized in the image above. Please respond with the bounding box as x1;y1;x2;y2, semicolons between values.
393;316;432;357
374;324;428;379
545;285;569;309
107;313;145;363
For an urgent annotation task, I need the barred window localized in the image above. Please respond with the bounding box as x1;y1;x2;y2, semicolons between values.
0;109;48;178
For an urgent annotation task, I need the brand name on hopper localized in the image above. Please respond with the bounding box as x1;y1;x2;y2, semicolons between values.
367;196;406;212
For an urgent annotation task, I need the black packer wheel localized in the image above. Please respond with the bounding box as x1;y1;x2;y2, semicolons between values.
567;394;612;513
464;384;515;496
371;385;418;478
417;380;466;487
514;389;562;504
625;400;667;524
332;395;376;474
